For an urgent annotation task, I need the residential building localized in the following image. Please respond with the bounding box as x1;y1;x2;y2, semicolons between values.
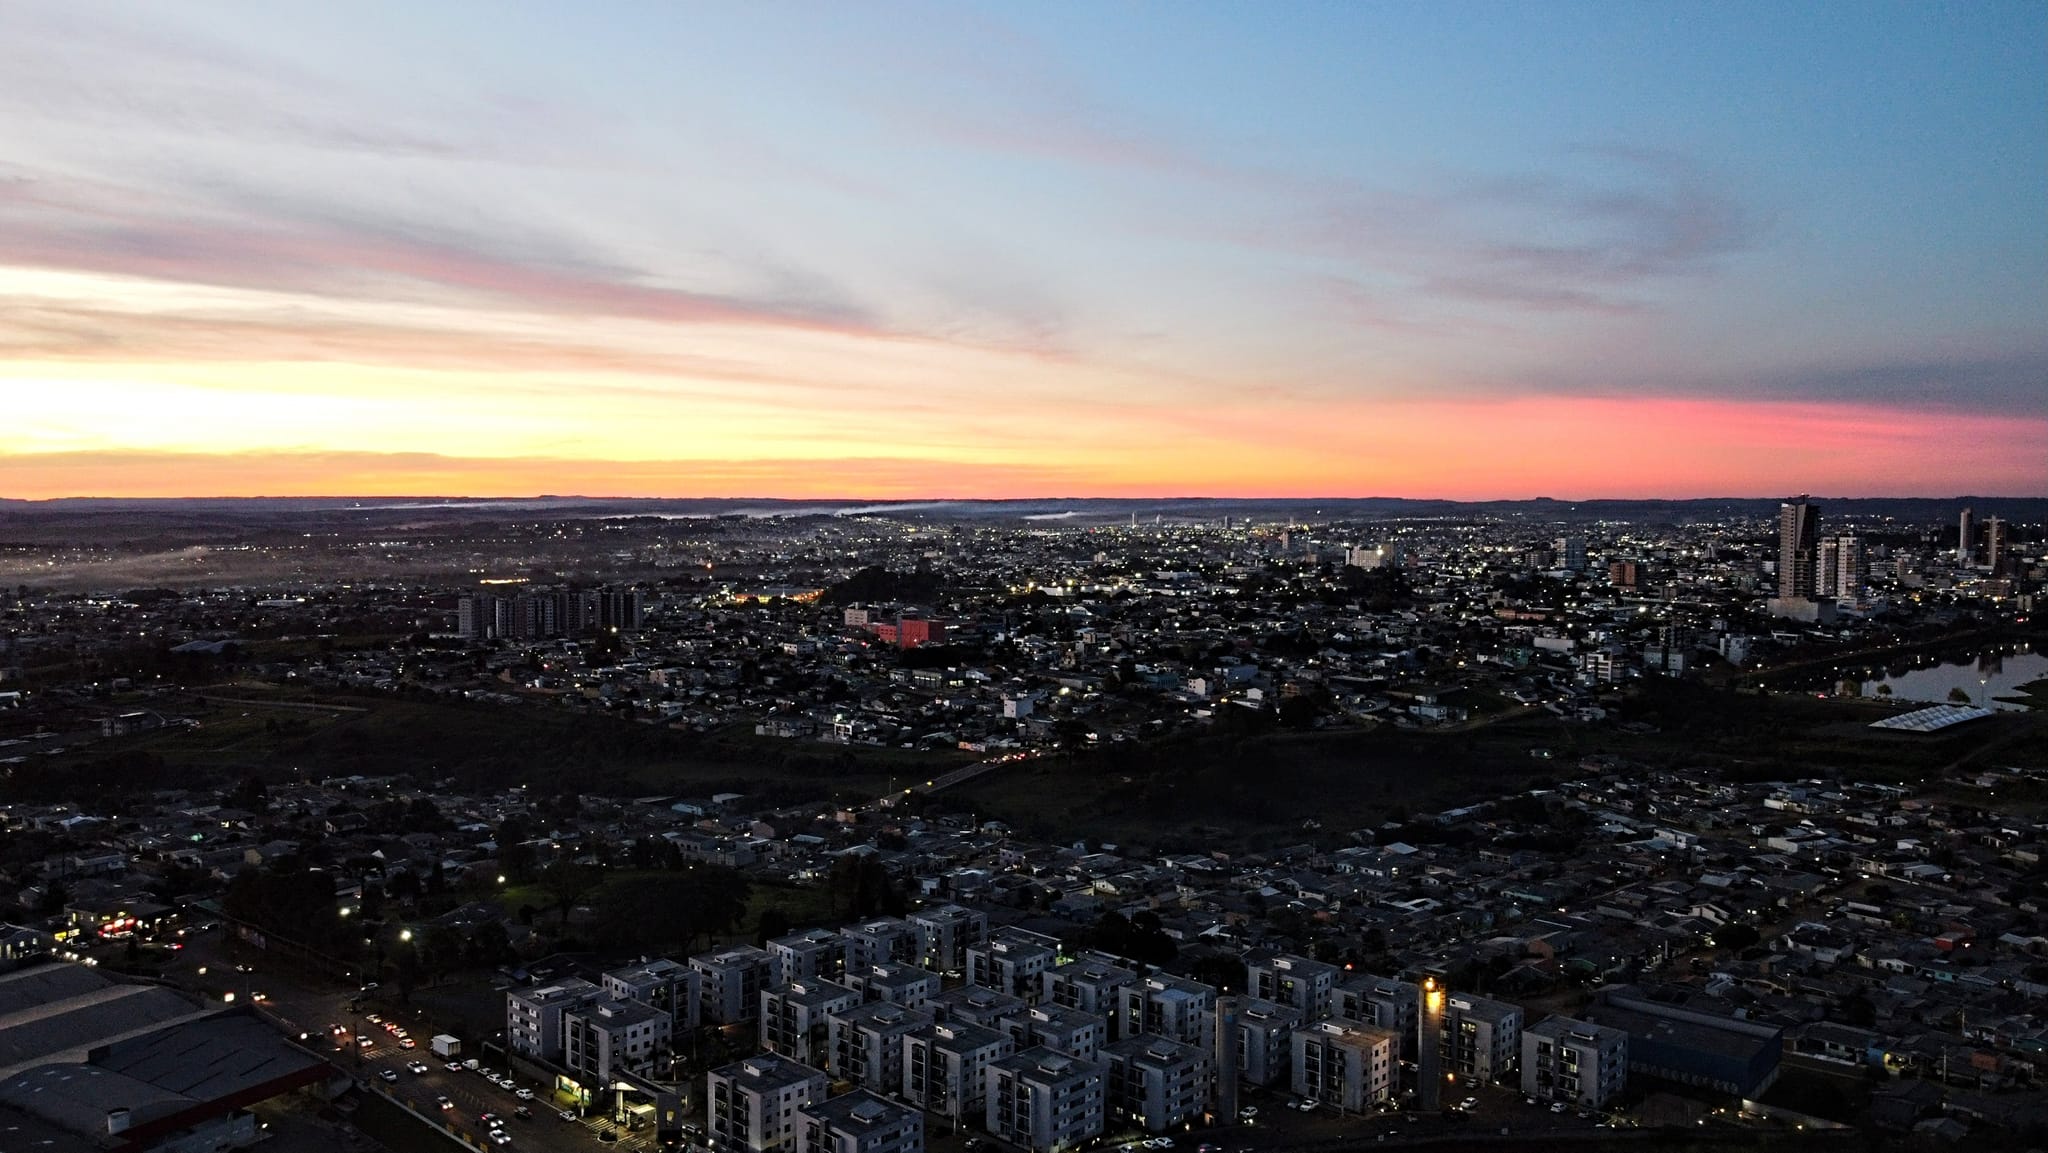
695;945;778;1025
933;986;1026;1031
1292;1018;1396;1112
1336;975;1419;1059
1235;998;1302;1088
1043;959;1136;1020
1521;1015;1628;1110
761;980;860;1066
967;936;1056;1004
797;1091;924;1153
845;961;940;1009
771;928;848;984
1116;975;1215;1050
1778;497;1820;601
1104;1034;1211;1134
507;978;604;1065
708;1056;829;1153
604;958;701;1033
827;1001;931;1095
1245;953;1337;1020
1440;993;1524;1084
986;1046;1106;1153
1015;1005;1104;1063
564;997;672;1088
904;1021;1014;1124
908;905;987;973
841;918;917;970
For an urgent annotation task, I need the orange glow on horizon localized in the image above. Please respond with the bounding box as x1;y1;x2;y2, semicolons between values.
4;393;2041;501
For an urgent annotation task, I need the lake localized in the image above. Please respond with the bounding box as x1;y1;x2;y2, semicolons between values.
1859;646;2047;712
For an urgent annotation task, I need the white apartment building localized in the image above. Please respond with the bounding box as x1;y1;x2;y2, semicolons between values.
1292;1018;1396;1112
707;1056;828;1153
770;928;848;984
694;945;778;1025
1116;975;1215;1050
796;1090;924;1153
966;937;1056;1005
604;958;701;1032
1336;975;1419;1059
564;997;672;1087
507;978;604;1064
1104;1034;1211;1134
844;961;941;1009
1236;997;1303;1088
985;1046;1105;1153
903;1020;1014;1123
1521;1015;1628;1109
1043;959;1136;1019
908;905;987;974
761;979;860;1067
840;918;917;970
1015;1005;1103;1063
827;1001;932;1094
1245;953;1339;1021
1441;993;1524;1084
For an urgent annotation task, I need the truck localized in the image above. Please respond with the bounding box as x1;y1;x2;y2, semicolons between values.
429;1035;462;1059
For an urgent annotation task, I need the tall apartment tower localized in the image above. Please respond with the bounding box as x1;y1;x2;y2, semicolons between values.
1958;507;1976;566
1777;497;1820;601
1817;536;1865;599
1986;517;2011;576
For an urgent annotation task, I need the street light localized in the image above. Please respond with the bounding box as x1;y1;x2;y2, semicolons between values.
399;929;413;943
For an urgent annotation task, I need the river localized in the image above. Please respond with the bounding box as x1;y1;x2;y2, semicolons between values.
1858;645;2047;711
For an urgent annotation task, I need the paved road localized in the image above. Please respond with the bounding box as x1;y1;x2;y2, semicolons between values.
151;929;657;1153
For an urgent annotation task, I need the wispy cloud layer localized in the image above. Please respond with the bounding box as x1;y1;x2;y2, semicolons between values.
0;1;2041;497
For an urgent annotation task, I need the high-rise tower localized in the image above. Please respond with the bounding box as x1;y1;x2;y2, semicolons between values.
1986;517;2010;576
1778;497;1820;601
1958;507;1976;566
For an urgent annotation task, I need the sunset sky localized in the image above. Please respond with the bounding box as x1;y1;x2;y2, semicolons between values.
2;0;2044;500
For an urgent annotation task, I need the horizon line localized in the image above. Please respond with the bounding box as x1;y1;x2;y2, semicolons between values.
3;492;2037;506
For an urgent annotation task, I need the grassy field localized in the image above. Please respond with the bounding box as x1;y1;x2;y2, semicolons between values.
942;680;2048;851
33;686;967;806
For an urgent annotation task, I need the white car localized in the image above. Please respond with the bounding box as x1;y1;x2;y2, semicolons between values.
378;1070;399;1083
515;1088;534;1100
407;1061;430;1074
490;1131;512;1146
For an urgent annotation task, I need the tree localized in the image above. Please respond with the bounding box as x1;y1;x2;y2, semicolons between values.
466;919;513;967
755;907;793;947
1950;686;1975;704
539;861;603;926
828;856;907;919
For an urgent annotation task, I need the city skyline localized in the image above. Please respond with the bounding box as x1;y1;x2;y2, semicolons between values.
3;1;2046;500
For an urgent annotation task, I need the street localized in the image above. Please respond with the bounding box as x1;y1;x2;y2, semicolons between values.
147;926;657;1153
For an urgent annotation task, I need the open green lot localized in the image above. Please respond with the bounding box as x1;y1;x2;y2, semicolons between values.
22;687;967;807
944;679;2048;851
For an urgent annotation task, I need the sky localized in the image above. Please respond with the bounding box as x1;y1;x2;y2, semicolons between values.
1;0;2044;500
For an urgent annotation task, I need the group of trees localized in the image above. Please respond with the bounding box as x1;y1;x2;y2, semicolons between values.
585;865;752;953
826;854;909;919
222;857;354;959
